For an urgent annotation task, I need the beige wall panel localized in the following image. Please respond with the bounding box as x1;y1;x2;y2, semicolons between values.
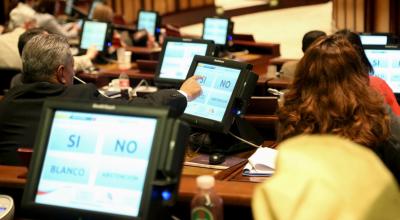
332;0;366;32
154;1;167;14
191;0;205;8
143;0;152;10
114;0;123;16
374;0;389;32
346;0;355;30
180;0;190;10
205;0;215;5
335;0;346;29
122;0;135;23
166;0;176;13
355;0;364;32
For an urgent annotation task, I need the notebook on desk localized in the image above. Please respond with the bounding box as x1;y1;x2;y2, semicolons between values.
242;147;277;176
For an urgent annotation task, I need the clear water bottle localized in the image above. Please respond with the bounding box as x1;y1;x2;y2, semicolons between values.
191;175;223;220
119;73;130;100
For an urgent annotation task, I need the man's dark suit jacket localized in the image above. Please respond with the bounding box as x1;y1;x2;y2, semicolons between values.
0;82;187;165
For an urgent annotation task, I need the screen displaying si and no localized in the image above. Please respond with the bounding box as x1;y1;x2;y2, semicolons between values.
80;21;108;51
184;62;240;122
365;49;400;93
159;42;209;80
35;110;157;217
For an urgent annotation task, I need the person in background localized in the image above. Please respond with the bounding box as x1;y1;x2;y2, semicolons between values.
0;3;36;69
10;28;98;88
0;34;202;165
335;29;400;116
252;135;400;220
7;0;36;31
91;2;150;48
280;30;326;79
34;0;80;38
92;2;114;23
277;35;400;183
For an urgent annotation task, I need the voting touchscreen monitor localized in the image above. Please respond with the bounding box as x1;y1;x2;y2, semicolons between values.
155;37;215;87
137;10;159;37
182;55;252;133
22;100;171;220
202;17;230;46
79;20;110;52
364;45;400;94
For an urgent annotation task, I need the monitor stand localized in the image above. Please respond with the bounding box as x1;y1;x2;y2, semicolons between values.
189;117;264;154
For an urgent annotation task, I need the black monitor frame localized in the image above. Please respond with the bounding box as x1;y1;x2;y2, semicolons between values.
154;37;215;88
21;99;188;220
363;44;400;97
136;10;161;41
202;17;233;47
181;55;254;134
79;19;112;53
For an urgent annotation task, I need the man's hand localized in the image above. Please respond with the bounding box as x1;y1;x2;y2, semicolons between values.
85;45;98;60
180;75;203;101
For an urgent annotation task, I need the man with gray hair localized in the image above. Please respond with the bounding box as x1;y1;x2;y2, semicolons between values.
0;34;202;165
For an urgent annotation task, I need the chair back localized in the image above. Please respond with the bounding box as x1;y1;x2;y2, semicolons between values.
0;68;21;95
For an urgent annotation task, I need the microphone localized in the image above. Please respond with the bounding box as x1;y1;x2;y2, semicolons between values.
73;76;87;84
73;76;113;98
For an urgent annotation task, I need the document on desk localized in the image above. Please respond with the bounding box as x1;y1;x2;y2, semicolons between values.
242;147;277;176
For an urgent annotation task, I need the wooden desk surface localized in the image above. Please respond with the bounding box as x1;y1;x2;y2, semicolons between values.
0;165;27;188
0;144;274;207
0;165;260;207
78;61;269;91
267;76;292;89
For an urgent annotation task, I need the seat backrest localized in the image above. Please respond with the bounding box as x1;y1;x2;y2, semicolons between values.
0;68;21;95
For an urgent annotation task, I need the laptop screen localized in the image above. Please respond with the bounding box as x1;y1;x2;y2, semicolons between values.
184;62;241;122
203;18;229;45
80;20;108;51
34;110;157;217
137;11;158;36
365;47;400;93
159;41;209;80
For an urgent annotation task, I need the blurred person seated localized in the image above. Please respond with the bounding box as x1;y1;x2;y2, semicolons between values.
280;30;326;79
34;0;80;38
7;0;36;31
277;35;400;183
252;135;400;220
0;1;36;70
91;2;157;49
0;34;202;165
335;29;400;116
10;28;98;88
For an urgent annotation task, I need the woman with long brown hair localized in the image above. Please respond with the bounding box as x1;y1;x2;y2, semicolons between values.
277;35;400;183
